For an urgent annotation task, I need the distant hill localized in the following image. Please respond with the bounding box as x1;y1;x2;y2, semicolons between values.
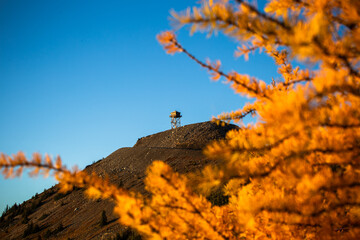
0;121;237;240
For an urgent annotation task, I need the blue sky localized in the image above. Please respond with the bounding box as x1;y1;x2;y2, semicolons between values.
0;0;277;212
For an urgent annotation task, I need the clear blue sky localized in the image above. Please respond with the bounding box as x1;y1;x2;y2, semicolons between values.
0;0;277;213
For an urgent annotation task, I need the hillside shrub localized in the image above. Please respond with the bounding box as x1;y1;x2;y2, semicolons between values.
1;0;360;239
2;205;9;217
54;223;64;234
21;214;29;224
38;213;49;221
30;198;42;212
21;207;31;219
23;222;40;237
43;229;52;238
54;192;69;201
100;210;107;227
206;187;229;207
119;228;142;240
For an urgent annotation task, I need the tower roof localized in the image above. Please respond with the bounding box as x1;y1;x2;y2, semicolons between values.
169;111;182;118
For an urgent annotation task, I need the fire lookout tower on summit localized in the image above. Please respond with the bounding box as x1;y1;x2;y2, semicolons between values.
170;111;182;129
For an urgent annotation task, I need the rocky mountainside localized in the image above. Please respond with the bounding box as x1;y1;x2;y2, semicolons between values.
0;122;237;240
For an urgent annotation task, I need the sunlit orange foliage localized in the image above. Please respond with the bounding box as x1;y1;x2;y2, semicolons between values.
1;0;360;239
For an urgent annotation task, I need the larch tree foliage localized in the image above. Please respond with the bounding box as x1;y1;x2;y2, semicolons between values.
1;0;360;239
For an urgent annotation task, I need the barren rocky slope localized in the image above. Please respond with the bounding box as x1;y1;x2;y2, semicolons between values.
0;122;237;240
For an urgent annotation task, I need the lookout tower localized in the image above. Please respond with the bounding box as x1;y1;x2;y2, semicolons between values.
170;111;182;129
